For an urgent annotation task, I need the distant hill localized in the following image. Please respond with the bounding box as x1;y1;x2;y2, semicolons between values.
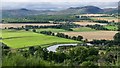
53;6;104;15
58;6;118;14
2;6;118;18
103;8;118;14
2;8;55;18
69;6;103;14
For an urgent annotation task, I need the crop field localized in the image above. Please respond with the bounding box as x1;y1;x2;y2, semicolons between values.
0;23;59;28
79;14;109;17
72;27;96;32
62;31;118;41
1;30;78;48
91;17;118;22
74;21;107;26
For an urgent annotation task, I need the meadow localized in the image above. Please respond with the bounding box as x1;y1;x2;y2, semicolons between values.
72;27;96;32
104;25;118;30
34;27;96;33
35;28;67;32
1;30;79;48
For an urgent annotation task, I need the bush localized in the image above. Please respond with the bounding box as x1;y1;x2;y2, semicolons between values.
80;61;97;66
114;32;120;44
32;29;36;32
25;28;29;31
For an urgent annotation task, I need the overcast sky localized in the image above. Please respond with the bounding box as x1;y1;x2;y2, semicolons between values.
2;0;120;2
1;0;119;10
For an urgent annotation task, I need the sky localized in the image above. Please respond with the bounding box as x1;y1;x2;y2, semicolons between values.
1;0;119;10
2;0;120;2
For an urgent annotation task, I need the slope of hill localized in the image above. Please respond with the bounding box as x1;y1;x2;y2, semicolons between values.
2;8;56;18
70;6;104;14
103;8;118;14
54;6;104;15
2;6;118;18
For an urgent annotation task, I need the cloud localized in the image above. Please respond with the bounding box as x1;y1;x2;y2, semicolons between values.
2;0;120;2
2;0;118;10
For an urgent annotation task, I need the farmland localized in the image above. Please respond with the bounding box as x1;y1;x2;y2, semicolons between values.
30;27;118;41
1;30;78;48
1;4;120;67
104;25;118;30
79;14;109;17
72;27;96;32
91;17;118;22
35;28;67;32
74;21;107;26
34;27;96;33
62;31;118;41
0;23;59;28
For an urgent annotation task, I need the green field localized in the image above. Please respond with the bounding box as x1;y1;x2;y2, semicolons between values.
104;25;118;30
34;28;67;32
72;27;96;32
1;30;79;48
34;27;96;33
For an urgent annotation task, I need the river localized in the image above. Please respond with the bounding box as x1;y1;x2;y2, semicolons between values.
47;44;77;52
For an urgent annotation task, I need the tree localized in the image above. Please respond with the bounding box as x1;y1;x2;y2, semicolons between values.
80;61;97;66
65;35;69;39
43;48;48;60
112;20;115;23
54;52;66;63
5;27;7;29
21;26;24;29
77;35;83;41
69;46;88;63
114;32;120;44
2;43;10;49
25;28;29;31
52;33;55;36
1;19;4;23
118;23;120;31
29;46;35;55
88;48;99;56
32;29;36;32
48;51;54;61
72;36;77;40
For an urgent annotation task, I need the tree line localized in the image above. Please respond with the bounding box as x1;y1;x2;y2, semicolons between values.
40;31;83;41
92;20;110;24
3;43;119;66
86;24;108;30
3;14;80;23
6;23;80;31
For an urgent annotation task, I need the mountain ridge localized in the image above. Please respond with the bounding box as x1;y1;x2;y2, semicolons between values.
2;6;118;18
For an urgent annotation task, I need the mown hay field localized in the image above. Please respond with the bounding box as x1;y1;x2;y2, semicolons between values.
62;31;118;41
91;17;118;22
0;23;59;28
74;21;107;26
